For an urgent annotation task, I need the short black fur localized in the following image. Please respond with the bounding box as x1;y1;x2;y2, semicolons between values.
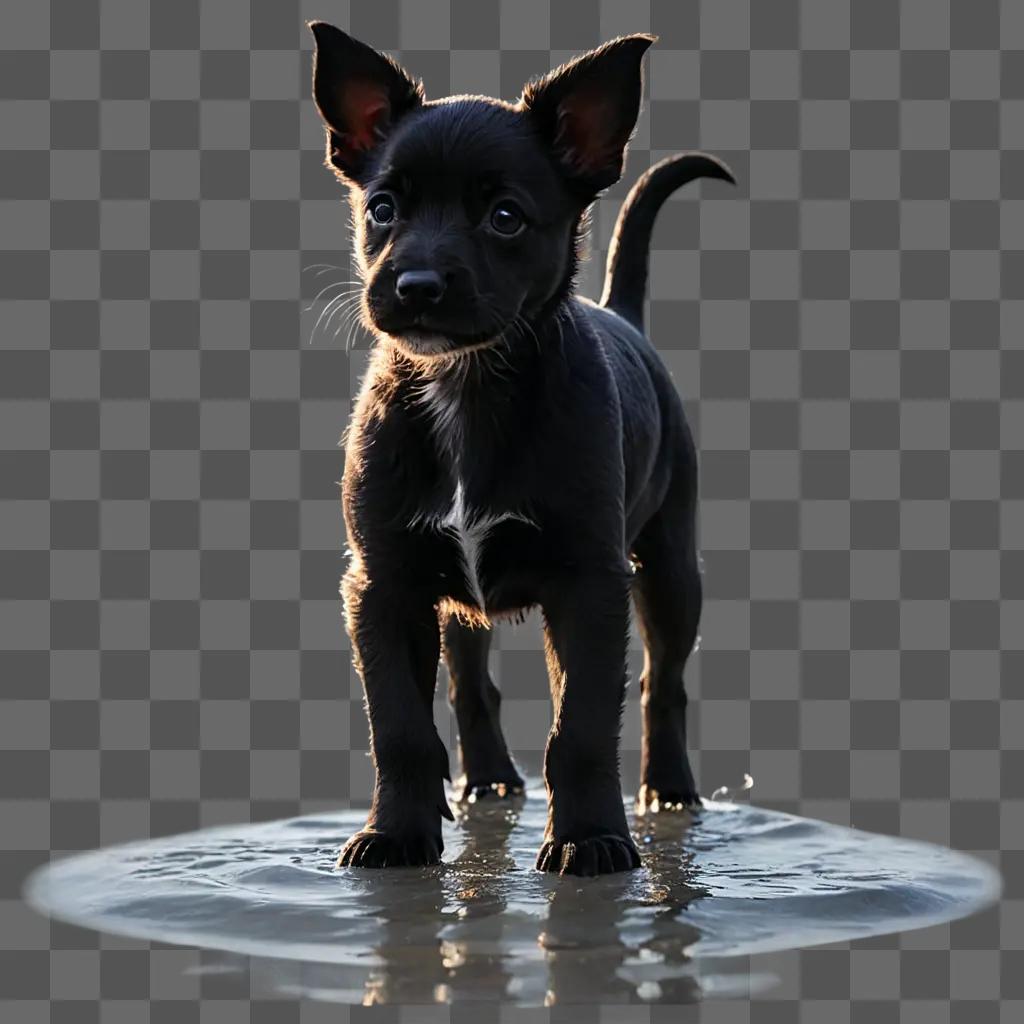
310;21;735;876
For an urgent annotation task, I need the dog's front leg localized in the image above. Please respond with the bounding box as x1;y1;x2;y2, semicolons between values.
337;568;453;868
536;570;642;876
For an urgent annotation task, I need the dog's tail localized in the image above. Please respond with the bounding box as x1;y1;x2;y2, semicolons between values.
600;153;736;330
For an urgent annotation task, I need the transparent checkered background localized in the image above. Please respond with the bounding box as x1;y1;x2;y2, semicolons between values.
1;0;1022;1019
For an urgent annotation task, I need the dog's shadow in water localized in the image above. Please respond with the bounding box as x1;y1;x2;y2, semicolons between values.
237;799;714;1006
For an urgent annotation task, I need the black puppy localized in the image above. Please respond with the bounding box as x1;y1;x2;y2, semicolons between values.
309;22;734;876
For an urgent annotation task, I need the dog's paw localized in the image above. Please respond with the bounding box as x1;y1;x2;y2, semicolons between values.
459;780;526;803
535;834;642;876
634;784;703;815
456;771;526;804
336;829;443;869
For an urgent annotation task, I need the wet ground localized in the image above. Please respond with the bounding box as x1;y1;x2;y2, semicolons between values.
25;783;1000;1006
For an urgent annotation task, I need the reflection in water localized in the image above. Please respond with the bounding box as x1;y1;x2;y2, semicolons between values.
362;798;523;1004
538;863;702;1005
24;782;1001;1006
246;799;729;1005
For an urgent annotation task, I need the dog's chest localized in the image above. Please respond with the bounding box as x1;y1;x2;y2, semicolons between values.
431;479;533;608
410;378;537;609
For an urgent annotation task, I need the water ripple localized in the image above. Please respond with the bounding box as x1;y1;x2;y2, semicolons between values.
24;785;1000;1006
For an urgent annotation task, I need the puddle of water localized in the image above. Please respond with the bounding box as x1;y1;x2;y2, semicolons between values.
24;784;1000;1006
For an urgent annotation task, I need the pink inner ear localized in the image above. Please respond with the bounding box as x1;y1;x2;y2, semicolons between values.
557;89;621;173
340;80;391;152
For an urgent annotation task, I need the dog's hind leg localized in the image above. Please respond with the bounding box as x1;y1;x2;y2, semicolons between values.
631;478;703;814
442;615;525;802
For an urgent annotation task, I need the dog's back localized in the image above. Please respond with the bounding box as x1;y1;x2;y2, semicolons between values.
565;152;735;543
572;297;681;541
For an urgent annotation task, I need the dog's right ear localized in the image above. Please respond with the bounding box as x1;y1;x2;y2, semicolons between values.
308;21;424;184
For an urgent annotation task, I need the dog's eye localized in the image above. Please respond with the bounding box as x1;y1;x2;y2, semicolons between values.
489;201;524;236
367;194;396;226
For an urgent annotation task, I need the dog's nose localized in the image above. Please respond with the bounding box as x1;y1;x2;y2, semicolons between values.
395;269;445;305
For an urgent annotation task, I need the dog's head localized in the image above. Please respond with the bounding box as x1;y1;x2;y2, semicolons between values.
309;22;653;359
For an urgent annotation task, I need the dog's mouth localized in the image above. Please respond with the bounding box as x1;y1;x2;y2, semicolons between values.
384;329;502;361
379;315;505;360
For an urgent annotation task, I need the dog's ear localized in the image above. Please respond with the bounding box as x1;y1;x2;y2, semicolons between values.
520;34;655;195
308;21;424;183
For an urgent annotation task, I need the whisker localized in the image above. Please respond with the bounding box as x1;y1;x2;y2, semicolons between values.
339;312;365;354
325;303;370;356
302;282;361;316
342;302;371;354
308;290;364;346
303;262;350;273
323;292;364;333
511;313;541;359
309;295;353;345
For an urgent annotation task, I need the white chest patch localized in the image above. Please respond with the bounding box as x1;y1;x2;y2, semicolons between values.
410;480;535;610
407;356;536;608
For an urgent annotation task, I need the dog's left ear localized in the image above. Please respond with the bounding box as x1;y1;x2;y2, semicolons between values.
308;21;424;184
520;34;655;195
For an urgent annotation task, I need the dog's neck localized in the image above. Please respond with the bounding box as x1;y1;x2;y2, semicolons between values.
385;302;573;481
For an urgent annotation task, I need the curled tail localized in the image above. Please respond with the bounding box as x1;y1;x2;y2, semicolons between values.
600;152;736;330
